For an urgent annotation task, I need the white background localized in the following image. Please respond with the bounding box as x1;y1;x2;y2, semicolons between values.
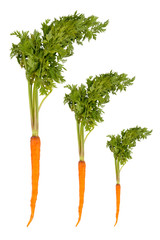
0;0;160;239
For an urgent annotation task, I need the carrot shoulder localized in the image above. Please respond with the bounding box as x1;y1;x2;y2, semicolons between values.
114;184;121;227
27;136;41;227
76;160;86;227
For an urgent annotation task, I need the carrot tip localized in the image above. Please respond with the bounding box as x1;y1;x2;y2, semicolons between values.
27;221;31;227
27;215;33;227
75;219;80;227
27;222;31;228
114;221;118;227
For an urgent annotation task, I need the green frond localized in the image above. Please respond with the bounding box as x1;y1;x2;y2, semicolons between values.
10;12;109;96
64;71;135;132
106;126;152;167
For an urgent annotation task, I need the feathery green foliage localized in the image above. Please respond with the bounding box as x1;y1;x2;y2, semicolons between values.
10;12;109;96
107;126;152;166
64;71;135;132
10;12;108;136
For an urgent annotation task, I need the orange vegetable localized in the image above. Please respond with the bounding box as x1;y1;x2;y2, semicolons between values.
76;160;86;227
27;136;41;227
114;184;121;227
107;127;152;226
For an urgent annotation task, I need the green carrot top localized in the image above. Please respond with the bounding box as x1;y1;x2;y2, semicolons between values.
64;71;135;132
106;126;152;184
64;71;135;161
10;11;109;136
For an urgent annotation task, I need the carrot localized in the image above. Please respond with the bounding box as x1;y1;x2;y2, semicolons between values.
114;184;121;227
76;160;86;227
107;127;152;226
27;136;41;227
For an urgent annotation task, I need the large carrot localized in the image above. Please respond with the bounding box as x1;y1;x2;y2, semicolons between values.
107;127;152;226
27;136;41;227
114;184;121;227
76;160;86;227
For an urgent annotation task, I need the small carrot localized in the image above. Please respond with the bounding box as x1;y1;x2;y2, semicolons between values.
76;160;86;227
114;184;121;227
107;126;152;226
27;136;41;227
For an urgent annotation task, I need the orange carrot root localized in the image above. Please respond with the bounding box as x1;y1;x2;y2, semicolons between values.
27;136;41;227
114;184;121;227
76;160;86;227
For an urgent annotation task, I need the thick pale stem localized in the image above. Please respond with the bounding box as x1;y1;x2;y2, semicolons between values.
80;122;84;161
77;121;81;157
76;121;85;161
115;158;120;184
28;82;33;130
32;84;39;136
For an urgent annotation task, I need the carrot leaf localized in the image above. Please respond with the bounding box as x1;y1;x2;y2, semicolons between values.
10;11;109;96
107;126;152;167
64;71;135;132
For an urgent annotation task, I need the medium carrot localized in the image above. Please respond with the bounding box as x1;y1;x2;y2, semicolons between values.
76;160;86;227
114;184;121;227
27;136;41;227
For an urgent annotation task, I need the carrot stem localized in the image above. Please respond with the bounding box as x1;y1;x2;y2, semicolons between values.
28;81;39;137
38;90;52;111
76;121;84;161
28;82;33;130
115;158;120;185
80;123;84;161
32;83;39;137
84;128;94;143
77;121;81;157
